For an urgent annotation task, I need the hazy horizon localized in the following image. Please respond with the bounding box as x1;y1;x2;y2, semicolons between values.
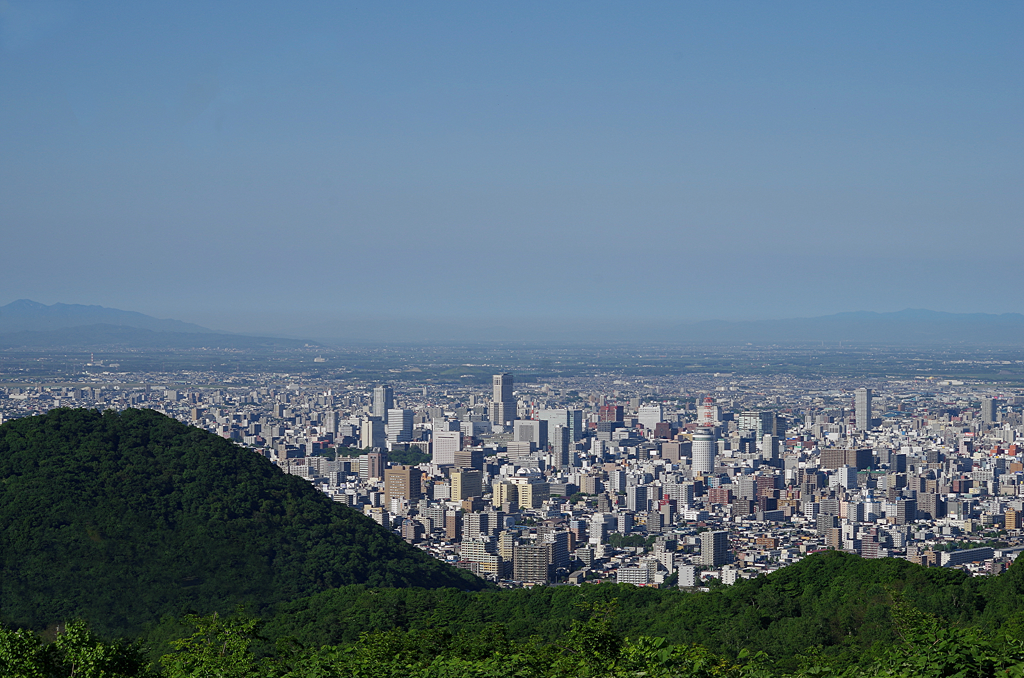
2;2;1021;339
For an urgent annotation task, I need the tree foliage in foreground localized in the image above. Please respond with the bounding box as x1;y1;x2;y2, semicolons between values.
7;598;1024;678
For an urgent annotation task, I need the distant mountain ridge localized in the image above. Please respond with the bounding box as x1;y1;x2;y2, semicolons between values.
4;301;1023;345
0;300;319;349
0;299;214;335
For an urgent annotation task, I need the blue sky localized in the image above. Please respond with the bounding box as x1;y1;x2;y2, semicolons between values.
1;2;1021;337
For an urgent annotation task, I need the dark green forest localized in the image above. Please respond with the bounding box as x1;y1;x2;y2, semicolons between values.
5;409;1024;676
0;409;483;639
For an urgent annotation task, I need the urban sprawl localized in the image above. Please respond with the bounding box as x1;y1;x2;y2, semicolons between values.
3;367;1023;588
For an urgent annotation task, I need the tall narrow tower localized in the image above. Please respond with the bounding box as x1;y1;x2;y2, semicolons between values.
489;373;515;429
854;388;872;432
372;385;394;422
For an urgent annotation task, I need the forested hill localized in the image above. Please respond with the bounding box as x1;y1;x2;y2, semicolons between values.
0;408;485;637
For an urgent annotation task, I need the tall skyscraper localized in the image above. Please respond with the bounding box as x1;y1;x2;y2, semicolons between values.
699;530;729;567
372;385;394;421
691;429;717;476
489;373;516;430
981;398;997;425
854;388;872;432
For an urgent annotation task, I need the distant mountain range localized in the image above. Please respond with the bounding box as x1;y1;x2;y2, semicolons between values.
3;300;1023;346
0;300;314;349
0;299;213;334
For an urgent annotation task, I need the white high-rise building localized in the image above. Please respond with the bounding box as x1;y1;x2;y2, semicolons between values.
678;564;697;588
638;405;664;432
854;388;872;432
837;465;859;489
691;429;717;476
433;430;461;466
386;408;413;444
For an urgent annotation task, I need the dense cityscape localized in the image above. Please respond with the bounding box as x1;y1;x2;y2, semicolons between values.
4;361;1022;589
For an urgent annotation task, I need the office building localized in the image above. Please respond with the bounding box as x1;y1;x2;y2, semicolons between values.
837;465;858;490
492;480;519;507
626;484;648;513
738;411;776;438
509;477;549;508
454;448;484;471
367;450;385;479
821;448;873;470
539;408;584;442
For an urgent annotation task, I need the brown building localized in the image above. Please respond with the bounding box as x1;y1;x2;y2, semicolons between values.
367;451;385;479
820;448;873;470
1007;507;1020;530
384;465;422;504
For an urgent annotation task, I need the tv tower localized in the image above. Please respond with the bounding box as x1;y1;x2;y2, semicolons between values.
701;395;715;427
